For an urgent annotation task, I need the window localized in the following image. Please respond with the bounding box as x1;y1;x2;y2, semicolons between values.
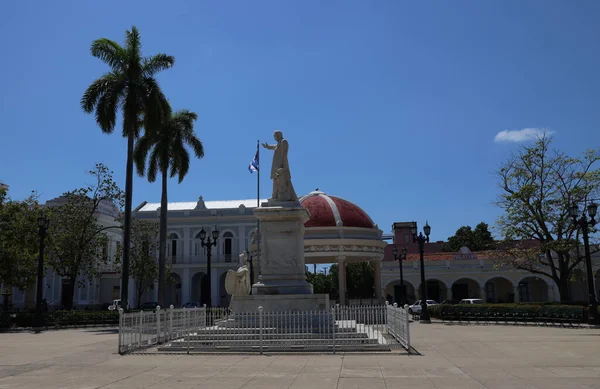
194;232;203;258
167;233;179;263
222;232;234;262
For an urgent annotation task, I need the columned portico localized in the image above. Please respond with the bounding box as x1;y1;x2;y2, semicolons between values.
373;260;382;301
338;257;347;305
182;268;190;305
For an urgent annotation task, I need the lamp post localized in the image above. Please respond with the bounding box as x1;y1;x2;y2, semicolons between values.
392;246;407;306
199;226;219;307
411;221;431;324
35;216;50;334
569;201;598;324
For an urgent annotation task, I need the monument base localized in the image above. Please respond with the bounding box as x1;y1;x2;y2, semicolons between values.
229;294;330;313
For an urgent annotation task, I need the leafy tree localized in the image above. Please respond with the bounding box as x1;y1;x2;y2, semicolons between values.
81;26;174;309
0;190;44;310
134;110;204;306
306;271;335;295
495;136;600;302
115;219;160;308
46;164;124;309
442;222;495;252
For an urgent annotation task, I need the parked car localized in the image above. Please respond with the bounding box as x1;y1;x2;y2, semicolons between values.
108;299;122;311
183;302;202;308
408;300;438;314
459;298;483;304
441;300;459;305
139;301;159;310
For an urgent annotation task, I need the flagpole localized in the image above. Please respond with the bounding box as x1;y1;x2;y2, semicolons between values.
256;140;261;284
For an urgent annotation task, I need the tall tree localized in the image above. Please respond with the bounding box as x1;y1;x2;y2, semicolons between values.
46;164;124;309
134;109;204;306
0;189;44;310
81;26;174;309
115;219;160;308
495;136;600;301
442;222;495;252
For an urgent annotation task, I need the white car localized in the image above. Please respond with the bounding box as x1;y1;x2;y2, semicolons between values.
408;300;438;314
459;298;483;304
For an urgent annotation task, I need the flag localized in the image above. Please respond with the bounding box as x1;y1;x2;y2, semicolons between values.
248;147;259;173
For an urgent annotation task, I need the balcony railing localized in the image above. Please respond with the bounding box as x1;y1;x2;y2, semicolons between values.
166;255;236;265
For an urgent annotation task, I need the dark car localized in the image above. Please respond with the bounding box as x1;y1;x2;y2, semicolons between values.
139;302;159;310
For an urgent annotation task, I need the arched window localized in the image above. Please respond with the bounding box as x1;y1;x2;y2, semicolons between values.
193;232;204;260
167;233;180;263
222;232;234;262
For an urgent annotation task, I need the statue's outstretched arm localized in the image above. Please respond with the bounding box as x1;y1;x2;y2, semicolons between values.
262;142;276;150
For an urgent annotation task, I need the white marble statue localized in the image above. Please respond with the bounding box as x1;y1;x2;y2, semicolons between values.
262;130;298;202
224;252;251;296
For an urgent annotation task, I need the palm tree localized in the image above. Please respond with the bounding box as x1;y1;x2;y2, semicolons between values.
134;109;204;307
81;26;174;310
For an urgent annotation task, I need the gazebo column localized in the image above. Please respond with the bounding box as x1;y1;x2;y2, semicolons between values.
338;256;347;306
373;260;382;302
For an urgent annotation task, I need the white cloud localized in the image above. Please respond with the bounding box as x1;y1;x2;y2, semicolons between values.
494;128;553;143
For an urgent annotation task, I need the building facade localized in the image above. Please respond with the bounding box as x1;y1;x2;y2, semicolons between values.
10;192;598;310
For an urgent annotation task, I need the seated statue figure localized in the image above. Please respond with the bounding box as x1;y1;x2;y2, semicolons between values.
225;252;251;296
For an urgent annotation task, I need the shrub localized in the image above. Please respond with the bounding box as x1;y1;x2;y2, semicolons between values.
428;303;588;323
0;310;119;330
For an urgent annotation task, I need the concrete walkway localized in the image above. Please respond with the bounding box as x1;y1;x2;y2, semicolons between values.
0;324;599;388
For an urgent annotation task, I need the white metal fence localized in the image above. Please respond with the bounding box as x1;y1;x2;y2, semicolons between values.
118;303;410;354
118;305;206;354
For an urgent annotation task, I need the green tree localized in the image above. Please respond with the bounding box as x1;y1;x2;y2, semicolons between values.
495;136;600;302
134;109;204;306
81;26;174;309
0;190;44;310
442;222;495;252
46;164;124;309
116;219;160;308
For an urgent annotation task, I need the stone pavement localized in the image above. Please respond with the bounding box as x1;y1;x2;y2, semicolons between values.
0;324;599;388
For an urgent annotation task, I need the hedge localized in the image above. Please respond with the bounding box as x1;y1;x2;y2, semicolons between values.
0;310;119;329
427;303;588;325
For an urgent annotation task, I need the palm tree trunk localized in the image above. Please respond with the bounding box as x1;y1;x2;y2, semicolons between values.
158;169;168;307
121;131;134;310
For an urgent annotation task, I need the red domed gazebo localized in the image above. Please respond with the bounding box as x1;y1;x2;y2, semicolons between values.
300;190;387;305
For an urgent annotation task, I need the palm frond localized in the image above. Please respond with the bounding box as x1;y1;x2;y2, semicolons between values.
80;72;122;114
142;54;175;77
147;148;160;183
125;26;142;66
90;39;126;70
133;135;154;177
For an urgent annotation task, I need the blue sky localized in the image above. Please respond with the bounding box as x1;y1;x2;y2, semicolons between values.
1;0;599;242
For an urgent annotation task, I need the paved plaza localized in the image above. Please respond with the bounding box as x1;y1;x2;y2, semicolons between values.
0;324;599;389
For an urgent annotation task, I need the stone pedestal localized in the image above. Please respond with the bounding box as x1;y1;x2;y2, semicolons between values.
252;203;313;295
229;294;330;313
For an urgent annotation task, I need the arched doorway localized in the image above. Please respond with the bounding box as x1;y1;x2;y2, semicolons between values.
219;272;229;307
166;273;182;307
384;280;416;305
418;279;447;303
484;277;514;303
451;278;481;301
191;272;207;305
518;277;548;302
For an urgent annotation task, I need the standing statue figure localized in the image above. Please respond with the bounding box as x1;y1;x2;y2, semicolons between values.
224;252;251;296
262;130;298;202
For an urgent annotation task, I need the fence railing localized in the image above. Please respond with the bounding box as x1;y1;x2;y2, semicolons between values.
118;303;411;354
386;302;411;350
118;305;206;354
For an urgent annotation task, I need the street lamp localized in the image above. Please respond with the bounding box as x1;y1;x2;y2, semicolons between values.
35;216;50;334
392;245;407;306
199;226;219;307
569;201;598;324
411;221;431;324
